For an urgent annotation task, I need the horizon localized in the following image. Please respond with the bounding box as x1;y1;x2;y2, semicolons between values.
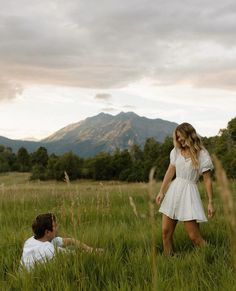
0;110;232;142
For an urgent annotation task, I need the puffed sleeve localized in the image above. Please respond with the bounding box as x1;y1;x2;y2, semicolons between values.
199;149;214;174
170;148;177;166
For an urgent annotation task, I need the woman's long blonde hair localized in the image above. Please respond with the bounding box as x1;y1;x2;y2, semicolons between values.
173;123;204;169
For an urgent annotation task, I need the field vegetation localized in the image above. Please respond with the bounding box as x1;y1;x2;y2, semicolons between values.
0;172;235;290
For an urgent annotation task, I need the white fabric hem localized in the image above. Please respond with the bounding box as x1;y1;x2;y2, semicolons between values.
159;209;208;223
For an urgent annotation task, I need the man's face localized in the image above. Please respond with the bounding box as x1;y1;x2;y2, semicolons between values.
46;220;58;241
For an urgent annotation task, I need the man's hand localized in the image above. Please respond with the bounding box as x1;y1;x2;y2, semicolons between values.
94;248;104;255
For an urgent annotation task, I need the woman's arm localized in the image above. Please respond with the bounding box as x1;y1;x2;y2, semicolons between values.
203;170;215;218
155;163;176;205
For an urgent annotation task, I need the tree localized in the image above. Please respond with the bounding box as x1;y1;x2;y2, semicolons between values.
143;138;161;161
31;164;47;180
44;154;58;179
111;149;132;180
127;144;145;181
129;144;143;162
31;147;48;167
17;147;31;172
80;157;95;179
0;145;5;153
0;146;17;172
155;136;173;180
0;154;10;172
53;152;83;181
227;117;236;141
143;138;161;181
92;152;113;180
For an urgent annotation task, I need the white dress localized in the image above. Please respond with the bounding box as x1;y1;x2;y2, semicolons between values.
159;147;214;222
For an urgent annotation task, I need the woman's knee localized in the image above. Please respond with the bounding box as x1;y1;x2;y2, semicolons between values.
162;215;177;240
187;232;202;245
162;228;173;240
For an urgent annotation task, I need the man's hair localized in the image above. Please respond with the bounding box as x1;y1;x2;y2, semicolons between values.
32;213;56;239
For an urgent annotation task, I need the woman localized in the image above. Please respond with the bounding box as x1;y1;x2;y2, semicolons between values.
156;122;215;255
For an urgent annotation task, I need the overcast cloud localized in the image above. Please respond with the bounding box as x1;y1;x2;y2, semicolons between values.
1;0;236;101
0;78;23;101
0;0;235;139
95;93;112;101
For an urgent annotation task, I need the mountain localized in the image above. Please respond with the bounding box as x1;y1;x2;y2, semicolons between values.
0;112;178;157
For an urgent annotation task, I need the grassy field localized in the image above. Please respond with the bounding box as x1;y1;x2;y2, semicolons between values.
0;172;235;291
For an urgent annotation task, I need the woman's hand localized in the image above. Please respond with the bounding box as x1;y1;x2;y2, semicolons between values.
208;202;215;218
156;192;164;205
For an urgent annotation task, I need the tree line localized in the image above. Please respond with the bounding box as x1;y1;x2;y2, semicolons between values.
0;117;235;181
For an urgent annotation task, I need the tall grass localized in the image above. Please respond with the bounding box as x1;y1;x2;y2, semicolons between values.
214;156;236;272
148;167;158;291
0;172;235;290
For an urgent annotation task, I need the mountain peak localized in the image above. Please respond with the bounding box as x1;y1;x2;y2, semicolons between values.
0;112;178;157
41;112;177;156
96;112;111;117
95;111;138;118
116;111;138;118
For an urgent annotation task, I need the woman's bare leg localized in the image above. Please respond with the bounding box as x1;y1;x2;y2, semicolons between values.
184;220;206;247
162;214;178;255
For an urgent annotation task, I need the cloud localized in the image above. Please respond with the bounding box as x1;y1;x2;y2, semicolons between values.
95;93;112;101
122;105;136;110
0;77;23;101
101;107;117;112
0;0;236;92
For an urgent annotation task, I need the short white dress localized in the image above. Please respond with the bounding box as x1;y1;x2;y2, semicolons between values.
159;147;214;222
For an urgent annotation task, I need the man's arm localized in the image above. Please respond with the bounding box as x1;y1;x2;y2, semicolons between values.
62;238;103;253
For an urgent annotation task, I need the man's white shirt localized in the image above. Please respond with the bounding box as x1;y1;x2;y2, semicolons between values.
20;236;63;270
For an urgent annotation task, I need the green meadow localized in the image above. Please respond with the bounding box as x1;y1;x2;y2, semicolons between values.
0;173;235;291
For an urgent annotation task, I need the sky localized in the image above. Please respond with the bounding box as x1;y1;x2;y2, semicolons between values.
0;0;235;140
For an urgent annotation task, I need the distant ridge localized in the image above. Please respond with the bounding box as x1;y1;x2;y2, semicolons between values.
0;135;43;153
0;112;178;157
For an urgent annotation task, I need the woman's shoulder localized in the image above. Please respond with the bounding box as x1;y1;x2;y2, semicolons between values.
170;147;180;165
170;147;180;154
198;148;214;172
199;148;210;159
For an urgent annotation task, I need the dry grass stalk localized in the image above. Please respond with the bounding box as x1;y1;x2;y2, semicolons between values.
70;200;78;237
106;191;110;209
60;198;67;225
148;166;158;291
96;192;100;212
129;196;139;217
0;183;4;194
64;171;70;185
213;155;236;272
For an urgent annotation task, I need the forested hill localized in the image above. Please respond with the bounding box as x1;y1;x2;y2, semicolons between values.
0;136;43;153
0;112;177;157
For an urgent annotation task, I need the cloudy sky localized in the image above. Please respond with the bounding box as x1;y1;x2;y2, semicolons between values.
0;0;235;140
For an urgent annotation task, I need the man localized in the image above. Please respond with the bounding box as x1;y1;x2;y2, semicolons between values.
21;213;102;270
